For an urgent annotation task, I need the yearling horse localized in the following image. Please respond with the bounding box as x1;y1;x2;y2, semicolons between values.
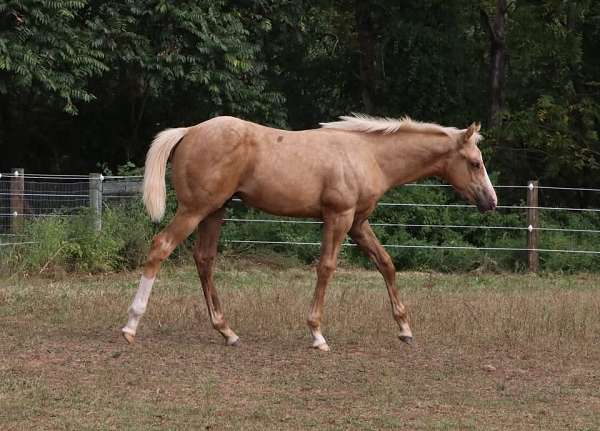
122;114;497;351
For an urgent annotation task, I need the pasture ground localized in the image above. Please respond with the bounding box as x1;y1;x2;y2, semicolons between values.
1;255;600;430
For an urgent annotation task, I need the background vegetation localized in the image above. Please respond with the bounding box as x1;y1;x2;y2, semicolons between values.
3;180;600;274
2;0;600;273
2;1;600;196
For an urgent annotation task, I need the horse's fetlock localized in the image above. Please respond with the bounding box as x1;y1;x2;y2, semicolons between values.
211;317;227;330
307;317;320;330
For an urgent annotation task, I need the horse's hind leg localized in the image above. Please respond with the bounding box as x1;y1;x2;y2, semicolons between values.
349;220;413;344
193;207;239;346
122;209;203;343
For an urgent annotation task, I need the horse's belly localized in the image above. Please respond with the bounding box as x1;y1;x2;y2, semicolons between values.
236;179;324;218
236;138;369;218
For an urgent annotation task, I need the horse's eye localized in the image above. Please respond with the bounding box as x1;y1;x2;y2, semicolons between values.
470;161;481;170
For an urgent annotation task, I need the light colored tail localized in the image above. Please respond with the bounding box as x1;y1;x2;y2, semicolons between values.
143;127;189;222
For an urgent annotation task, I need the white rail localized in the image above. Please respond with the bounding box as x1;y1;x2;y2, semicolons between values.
225;240;600;255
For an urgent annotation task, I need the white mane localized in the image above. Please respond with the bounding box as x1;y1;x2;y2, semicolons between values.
319;113;461;137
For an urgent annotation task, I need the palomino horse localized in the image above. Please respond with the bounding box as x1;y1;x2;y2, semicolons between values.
122;114;497;351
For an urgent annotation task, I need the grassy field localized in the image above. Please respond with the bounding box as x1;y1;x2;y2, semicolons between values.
1;256;600;430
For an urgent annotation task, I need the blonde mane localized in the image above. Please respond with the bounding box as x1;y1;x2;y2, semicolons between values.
319;113;461;138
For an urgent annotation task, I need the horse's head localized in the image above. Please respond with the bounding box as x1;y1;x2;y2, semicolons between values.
443;122;497;212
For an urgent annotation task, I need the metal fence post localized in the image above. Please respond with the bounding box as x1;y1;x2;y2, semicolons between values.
10;168;24;233
527;180;539;272
89;173;103;232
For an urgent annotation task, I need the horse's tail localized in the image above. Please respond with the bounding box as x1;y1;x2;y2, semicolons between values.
143;127;189;222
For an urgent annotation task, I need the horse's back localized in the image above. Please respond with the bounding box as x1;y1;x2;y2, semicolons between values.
170;116;385;218
237;122;384;217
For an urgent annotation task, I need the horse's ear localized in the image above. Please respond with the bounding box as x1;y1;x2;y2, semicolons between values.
463;122;480;143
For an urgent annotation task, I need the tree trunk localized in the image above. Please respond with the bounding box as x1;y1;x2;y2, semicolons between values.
481;0;507;128
126;69;148;162
0;91;12;171
566;0;588;208
355;1;377;114
566;1;583;95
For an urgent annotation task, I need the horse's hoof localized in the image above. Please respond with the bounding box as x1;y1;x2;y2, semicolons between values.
398;335;413;345
313;343;330;352
227;337;240;347
122;331;135;344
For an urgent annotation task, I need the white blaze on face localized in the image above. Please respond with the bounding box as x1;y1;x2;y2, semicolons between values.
482;165;498;208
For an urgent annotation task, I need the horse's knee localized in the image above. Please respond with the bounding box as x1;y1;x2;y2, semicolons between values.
372;246;394;270
380;254;395;277
380;252;394;269
317;260;336;277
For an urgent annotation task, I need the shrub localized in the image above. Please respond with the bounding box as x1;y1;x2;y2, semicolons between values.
2;202;156;274
3;178;600;274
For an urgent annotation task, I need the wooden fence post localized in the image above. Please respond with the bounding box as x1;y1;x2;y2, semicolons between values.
89;173;103;232
527;180;539;272
10;168;24;233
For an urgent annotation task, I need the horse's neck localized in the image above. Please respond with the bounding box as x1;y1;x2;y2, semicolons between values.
373;133;453;188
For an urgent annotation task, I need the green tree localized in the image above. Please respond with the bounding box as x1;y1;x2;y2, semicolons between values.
0;0;107;169
1;0;288;170
81;0;287;162
0;0;107;114
490;0;600;201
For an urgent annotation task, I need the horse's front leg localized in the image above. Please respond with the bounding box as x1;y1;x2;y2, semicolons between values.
307;210;354;351
349;220;413;343
193;207;239;346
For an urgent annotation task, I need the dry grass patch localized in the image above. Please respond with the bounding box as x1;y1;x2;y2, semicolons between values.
1;258;600;430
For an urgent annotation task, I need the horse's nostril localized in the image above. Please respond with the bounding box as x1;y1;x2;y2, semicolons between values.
476;197;497;213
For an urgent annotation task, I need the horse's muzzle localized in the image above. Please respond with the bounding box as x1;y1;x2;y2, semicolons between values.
475;190;497;213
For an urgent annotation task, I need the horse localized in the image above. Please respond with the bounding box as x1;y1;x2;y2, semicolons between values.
121;114;497;351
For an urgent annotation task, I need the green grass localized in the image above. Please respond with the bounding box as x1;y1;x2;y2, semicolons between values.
1;258;600;430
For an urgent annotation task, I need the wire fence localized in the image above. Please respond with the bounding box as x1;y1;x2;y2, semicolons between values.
2;170;600;271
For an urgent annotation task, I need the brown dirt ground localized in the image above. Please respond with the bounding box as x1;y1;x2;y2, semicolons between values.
1;261;600;430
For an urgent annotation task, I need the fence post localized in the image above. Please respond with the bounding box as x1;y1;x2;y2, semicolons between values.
527;180;539;272
89;173;103;232
10;168;24;233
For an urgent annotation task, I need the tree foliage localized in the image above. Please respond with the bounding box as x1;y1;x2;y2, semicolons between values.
498;0;600;190
0;0;106;113
1;0;599;202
